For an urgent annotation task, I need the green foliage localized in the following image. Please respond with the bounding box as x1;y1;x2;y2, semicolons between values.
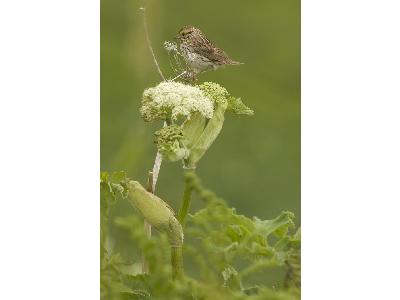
100;172;300;299
227;97;254;115
100;171;128;247
283;236;301;289
184;172;300;297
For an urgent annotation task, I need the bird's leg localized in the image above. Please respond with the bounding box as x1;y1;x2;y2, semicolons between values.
188;71;198;83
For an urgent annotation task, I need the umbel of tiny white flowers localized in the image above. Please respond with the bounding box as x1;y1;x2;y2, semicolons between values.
140;81;253;168
140;81;213;123
164;41;178;53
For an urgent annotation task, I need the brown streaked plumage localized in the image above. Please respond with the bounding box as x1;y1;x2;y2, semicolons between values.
176;25;242;78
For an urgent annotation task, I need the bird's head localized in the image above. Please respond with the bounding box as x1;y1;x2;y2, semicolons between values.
175;25;201;41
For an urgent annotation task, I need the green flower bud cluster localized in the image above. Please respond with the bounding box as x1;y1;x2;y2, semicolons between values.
154;124;189;162
198;82;230;106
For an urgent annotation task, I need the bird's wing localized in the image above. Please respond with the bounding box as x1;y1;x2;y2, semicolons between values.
192;37;234;64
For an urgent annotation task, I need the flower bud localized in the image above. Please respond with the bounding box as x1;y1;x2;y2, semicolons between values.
126;180;183;247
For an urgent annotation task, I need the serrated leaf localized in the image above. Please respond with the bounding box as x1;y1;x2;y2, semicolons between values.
252;211;295;238
227;96;254;115
121;274;151;298
222;265;242;290
111;171;128;183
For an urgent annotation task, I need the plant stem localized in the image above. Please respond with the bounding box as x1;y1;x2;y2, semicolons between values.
141;121;167;273
151;151;163;191
178;169;195;226
171;246;184;280
139;6;165;81
141;171;154;273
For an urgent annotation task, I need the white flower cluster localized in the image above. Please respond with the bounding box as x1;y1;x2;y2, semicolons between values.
163;41;178;53
140;82;214;122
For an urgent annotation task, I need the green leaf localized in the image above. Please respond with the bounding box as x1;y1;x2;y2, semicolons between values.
222;265;242;290
120;274;151;299
185;173;300;288
227;96;254;115
184;101;227;168
110;171;128;183
181;112;207;149
252;211;295;238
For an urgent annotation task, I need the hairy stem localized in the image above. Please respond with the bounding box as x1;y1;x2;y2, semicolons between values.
171;246;184;280
139;6;165;81
177;169;195;226
151;151;163;191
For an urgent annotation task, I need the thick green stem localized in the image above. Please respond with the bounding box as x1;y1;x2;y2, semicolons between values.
171;246;184;280
178;169;195;226
141;171;154;274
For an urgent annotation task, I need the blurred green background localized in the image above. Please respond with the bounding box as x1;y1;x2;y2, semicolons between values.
101;0;300;224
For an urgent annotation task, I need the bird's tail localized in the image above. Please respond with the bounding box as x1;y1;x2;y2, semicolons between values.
229;60;244;66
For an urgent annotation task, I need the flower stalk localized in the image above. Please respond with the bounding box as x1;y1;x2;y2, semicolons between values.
177;169;196;226
141;171;154;273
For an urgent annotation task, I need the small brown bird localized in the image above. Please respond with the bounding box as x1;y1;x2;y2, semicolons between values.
175;25;243;77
